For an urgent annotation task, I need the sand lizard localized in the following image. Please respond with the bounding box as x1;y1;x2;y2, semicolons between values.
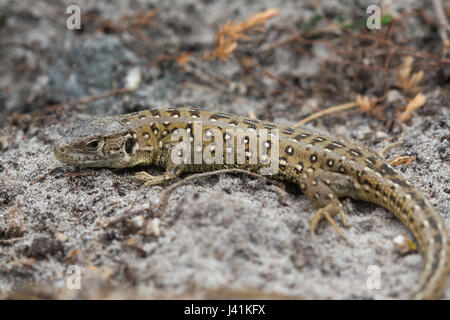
53;107;449;299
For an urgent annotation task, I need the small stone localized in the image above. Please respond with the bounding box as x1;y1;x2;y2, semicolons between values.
375;131;388;139
145;218;161;237
393;233;417;254
130;215;144;229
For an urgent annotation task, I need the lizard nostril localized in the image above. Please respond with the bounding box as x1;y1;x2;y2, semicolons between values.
54;143;66;154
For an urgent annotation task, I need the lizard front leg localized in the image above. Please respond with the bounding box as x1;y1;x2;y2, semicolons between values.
135;160;185;186
297;170;356;238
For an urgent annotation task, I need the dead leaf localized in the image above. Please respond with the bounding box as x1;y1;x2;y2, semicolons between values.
399;93;426;122
389;155;416;167
64;248;80;262
205;9;280;61
397;56;424;94
176;52;191;65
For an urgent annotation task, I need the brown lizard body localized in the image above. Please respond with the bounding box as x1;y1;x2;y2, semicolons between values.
53;107;449;299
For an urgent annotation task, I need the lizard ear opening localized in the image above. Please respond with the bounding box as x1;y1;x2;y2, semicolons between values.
125;138;135;154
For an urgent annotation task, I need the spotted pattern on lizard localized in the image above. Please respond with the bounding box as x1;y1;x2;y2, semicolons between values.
53;107;449;299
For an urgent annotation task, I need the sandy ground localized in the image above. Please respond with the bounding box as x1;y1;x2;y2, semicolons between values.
0;0;449;299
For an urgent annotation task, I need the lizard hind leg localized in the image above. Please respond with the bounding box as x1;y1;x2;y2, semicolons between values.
298;170;356;239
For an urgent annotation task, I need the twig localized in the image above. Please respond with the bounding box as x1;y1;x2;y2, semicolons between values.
0;236;28;245
106;169;287;228
11;87;136;125
31;167;62;184
351;31;450;64
380;141;404;158
107;206;156;225
293;102;358;127
46;87;134;112
261;67;304;96
432;0;450;46
157;169;288;215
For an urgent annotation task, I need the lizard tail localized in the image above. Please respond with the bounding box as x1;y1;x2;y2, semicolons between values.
383;184;448;299
355;163;448;299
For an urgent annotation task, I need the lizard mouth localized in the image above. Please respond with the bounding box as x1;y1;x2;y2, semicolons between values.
53;143;125;168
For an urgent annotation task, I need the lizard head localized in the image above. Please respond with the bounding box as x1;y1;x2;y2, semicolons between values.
53;116;157;168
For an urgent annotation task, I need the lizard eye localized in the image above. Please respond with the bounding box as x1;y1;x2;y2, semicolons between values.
86;140;101;150
125;138;135;154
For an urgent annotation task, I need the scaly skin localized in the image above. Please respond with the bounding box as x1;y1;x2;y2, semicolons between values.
54;107;449;299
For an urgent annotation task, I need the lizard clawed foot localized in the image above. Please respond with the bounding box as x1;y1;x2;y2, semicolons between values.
310;202;348;239
135;162;184;186
135;171;166;186
135;171;177;186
